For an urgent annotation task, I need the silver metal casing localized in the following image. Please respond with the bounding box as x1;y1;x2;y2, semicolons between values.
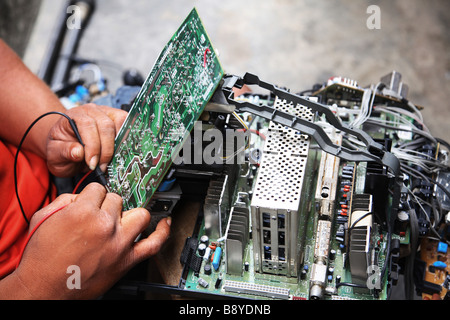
250;97;313;277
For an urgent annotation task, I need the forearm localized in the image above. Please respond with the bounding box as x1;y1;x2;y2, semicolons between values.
0;39;66;158
0;272;34;299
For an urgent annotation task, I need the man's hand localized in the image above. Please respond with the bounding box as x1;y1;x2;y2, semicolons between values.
46;104;127;177
9;183;170;299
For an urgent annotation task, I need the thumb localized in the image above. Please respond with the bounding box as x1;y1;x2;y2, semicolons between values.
131;217;171;263
48;140;85;163
46;140;85;177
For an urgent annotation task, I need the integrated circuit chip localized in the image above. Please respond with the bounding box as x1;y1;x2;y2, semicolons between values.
106;8;224;210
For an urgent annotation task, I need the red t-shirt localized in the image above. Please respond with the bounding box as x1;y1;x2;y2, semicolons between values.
0;141;56;278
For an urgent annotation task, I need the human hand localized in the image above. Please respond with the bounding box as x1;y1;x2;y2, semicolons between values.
46;103;127;177
13;183;170;299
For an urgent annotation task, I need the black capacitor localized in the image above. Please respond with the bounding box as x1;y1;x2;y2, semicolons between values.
244;261;249;272
198;243;207;256
395;211;410;233
328;266;334;276
214;115;226;130
329;249;336;260
200;235;209;245
204;263;212;275
215;274;223;289
300;269;307;280
336;275;341;284
122;68;144;86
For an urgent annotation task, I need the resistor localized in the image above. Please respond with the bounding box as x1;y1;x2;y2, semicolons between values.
342;186;351;192
203;246;211;261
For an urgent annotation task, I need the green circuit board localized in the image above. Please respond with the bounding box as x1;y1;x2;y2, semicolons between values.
182;152;389;300
106;8;224;210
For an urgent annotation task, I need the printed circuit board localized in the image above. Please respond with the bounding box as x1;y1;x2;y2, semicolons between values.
106;8;224;210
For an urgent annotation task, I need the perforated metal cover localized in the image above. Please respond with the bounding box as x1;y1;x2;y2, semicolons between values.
271;98;314;119
263;129;310;159
252;98;312;210
251;97;313;276
253;154;307;208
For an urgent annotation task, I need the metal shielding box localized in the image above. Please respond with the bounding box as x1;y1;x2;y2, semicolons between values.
250;97;313;277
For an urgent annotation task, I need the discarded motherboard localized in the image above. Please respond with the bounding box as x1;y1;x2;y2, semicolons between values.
174;71;450;300
99;8;450;300
106;8;224;210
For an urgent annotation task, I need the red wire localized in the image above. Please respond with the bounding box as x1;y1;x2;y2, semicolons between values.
15;204;69;269
250;129;266;140
203;48;211;68
237;128;266;140
72;170;93;194
15;169;93;268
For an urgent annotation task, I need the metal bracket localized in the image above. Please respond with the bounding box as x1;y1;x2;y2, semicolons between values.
214;73;400;178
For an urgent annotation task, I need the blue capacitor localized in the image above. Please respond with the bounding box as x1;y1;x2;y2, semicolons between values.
437;242;448;254
212;247;222;271
432;261;447;269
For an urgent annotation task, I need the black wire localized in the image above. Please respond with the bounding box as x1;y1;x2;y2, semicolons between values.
336;282;368;289
14;111;84;226
348;211;374;232
401;164;450;200
405;205;419;300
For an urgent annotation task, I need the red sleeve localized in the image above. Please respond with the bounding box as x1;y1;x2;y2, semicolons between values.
0;141;56;278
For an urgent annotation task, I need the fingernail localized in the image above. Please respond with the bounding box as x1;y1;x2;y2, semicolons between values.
71;146;82;160
100;163;107;172
88;155;99;171
166;217;172;226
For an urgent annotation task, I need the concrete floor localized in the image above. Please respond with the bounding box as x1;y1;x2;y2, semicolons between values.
25;0;449;141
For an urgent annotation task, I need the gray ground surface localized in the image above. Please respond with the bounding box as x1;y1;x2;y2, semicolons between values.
24;0;449;141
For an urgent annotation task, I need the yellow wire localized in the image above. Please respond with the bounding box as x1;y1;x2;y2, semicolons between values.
220;112;250;160
232;111;249;130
